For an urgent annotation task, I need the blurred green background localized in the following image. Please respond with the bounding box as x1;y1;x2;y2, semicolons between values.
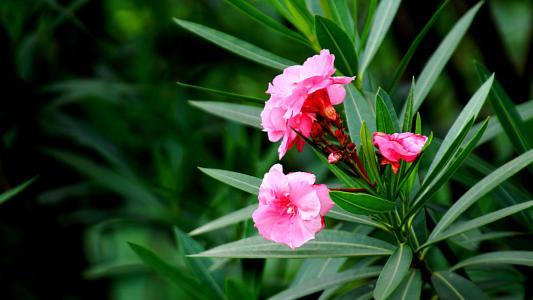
0;0;531;299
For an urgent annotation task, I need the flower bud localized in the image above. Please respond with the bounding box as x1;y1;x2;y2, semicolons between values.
328;152;343;164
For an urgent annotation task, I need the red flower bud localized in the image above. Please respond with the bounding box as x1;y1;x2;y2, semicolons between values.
328;152;343;164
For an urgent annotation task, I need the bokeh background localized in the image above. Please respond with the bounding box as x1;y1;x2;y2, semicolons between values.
0;0;531;299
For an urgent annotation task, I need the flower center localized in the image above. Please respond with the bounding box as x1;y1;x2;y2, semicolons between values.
277;195;297;216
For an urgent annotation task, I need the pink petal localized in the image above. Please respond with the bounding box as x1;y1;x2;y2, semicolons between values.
314;184;334;216
260;164;289;201
286;171;316;185
300;49;335;79
327;84;346;105
287;181;320;220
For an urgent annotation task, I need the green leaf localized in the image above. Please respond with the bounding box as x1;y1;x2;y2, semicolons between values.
451;251;533;271
330;191;395;215
198;167;261;195
174;18;296;70
225;278;255;300
359;122;381;186
358;0;401;75
427;149;533;241
128;243;206;299
424;201;533;248
175;228;224;299
292;257;345;286
315;15;358;76
324;0;355;40
0;176;37;205
189;101;261;128
475;62;531;154
359;0;377;51
388;270;422;300
375;91;396;134
46;149;162;208
377;88;400;132
190;204;257;236
374;244;413;300
177;81;265;104
401;79;415;132
191;229;395;258
268;266;382;300
475;100;533;146
285;0;315;40
411;119;487;214
328;205;388;230
388;0;449;92
424;75;494;184
462;155;533;229
225;0;308;45
411;2;483;113
344;85;375;145
432;271;489;300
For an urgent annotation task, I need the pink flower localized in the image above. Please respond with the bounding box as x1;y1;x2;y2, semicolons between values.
252;164;334;249
261;49;354;159
373;132;428;174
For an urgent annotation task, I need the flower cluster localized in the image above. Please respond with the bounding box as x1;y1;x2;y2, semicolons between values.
261;49;354;159
254;49;428;249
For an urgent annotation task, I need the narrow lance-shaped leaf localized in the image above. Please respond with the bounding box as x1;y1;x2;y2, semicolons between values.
128;243;207;299
225;0;309;45
423;200;533;248
424;74;494;184
177;81;265;104
344;84;375;145
475;62;531;154
324;0;355;39
328;205;389;230
375;91;396;134
474;100;533;146
174;18;296;70
358;0;401;76
428;149;533;240
291;257;346;287
191;229;395;258
315;15;359;76
198;167;261;195
189;204;257;236
0;176;37;205
408;2;483;113
359;0;377;51
451;251;533;271
359;122;381;187
401;79;415;131
388;269;422;300
411;118;486;215
175;228;224;298
330;191;395;215
388;0;449;92
189;101;262;129
374;244;413;300
285;0;315;41
269;266;382;300
377;87;400;132
432;271;489;300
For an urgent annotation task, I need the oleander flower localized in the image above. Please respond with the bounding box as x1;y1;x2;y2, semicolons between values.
261;49;354;159
252;164;334;249
373;132;428;174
